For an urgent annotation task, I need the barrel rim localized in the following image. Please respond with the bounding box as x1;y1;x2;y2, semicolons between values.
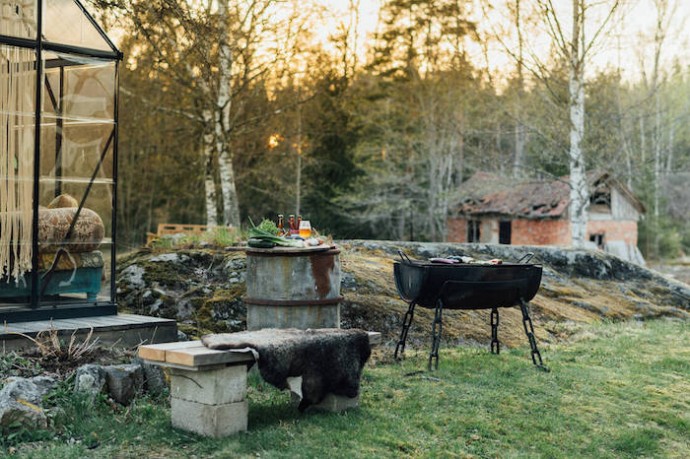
245;245;340;257
243;296;344;306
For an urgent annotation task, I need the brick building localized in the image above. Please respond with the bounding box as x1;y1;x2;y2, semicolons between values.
447;171;646;263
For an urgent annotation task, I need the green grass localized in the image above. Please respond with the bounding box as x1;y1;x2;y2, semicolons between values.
149;226;244;250
5;319;690;458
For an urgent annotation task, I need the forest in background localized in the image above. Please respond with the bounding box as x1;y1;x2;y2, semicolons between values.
90;0;690;259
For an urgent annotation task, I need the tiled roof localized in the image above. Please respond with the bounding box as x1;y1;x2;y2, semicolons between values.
455;171;644;219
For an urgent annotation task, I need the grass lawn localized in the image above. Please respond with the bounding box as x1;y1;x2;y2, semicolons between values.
5;318;689;458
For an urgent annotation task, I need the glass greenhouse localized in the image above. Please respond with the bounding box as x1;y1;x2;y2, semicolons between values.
1;0;121;321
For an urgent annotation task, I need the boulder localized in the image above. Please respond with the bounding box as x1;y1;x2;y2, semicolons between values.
131;358;168;396
74;364;107;399
104;364;144;405
0;376;57;430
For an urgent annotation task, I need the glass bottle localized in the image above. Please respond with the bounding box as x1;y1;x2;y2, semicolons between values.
277;214;284;236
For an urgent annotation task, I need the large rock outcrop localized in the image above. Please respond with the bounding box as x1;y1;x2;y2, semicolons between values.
116;241;690;348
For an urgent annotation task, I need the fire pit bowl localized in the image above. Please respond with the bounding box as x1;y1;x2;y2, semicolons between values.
394;261;542;310
393;252;547;371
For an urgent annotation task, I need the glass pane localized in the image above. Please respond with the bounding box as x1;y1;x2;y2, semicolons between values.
43;0;113;53
37;181;114;237
37;54;115;306
63;60;115;121
36;244;110;304
40;123;115;179
36;177;113;304
0;43;36;289
0;0;37;39
42;59;116;123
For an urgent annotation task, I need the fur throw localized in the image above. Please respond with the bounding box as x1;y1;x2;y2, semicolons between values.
202;328;371;411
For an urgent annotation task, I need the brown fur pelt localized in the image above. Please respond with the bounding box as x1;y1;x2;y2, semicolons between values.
202;328;372;411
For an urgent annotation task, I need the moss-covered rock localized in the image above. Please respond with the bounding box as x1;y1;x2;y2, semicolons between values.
117;241;690;345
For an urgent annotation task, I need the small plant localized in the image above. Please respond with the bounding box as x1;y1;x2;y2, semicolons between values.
11;326;99;365
0;351;43;379
255;218;280;236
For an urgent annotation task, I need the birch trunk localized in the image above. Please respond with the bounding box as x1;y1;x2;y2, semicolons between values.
215;0;241;227
512;0;525;178
203;110;218;227
568;0;588;248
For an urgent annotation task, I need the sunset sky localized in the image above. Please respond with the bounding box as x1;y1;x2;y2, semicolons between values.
320;0;689;82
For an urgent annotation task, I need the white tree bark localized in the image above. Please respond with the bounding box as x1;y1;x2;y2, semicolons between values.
568;75;588;247
512;0;526;178
202;110;218;227
215;0;241;227
568;0;588;248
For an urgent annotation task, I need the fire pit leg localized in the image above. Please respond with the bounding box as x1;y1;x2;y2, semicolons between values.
428;299;444;371
395;301;417;359
490;307;500;354
518;299;549;371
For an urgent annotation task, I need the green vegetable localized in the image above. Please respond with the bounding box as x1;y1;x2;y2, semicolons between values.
248;238;276;248
256;218;280;236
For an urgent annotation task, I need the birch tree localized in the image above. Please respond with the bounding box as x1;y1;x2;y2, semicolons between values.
101;0;306;227
531;0;622;247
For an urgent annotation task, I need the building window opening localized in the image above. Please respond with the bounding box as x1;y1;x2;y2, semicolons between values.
467;220;481;242
499;221;512;245
590;233;605;249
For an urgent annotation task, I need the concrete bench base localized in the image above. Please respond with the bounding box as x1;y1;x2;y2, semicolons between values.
139;331;380;438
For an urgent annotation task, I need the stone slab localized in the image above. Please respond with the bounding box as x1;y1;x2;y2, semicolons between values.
170;365;247;405
310;393;360;412
171;398;248;438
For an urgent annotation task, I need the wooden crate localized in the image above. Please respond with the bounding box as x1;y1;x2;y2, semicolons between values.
156;223;208;236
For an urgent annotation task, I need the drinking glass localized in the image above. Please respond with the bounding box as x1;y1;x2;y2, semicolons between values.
299;220;312;238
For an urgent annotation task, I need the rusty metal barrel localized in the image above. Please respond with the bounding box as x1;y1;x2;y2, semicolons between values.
243;246;342;330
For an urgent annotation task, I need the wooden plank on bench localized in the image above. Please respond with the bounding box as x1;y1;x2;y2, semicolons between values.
139;340;204;362
165;346;255;367
139;340;255;368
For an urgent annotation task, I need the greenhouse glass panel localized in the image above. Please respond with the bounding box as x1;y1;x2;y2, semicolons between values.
0;0;36;40
43;0;114;53
0;1;120;322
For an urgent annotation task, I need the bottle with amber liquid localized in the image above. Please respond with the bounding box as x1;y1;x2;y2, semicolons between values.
277;214;285;236
288;215;297;235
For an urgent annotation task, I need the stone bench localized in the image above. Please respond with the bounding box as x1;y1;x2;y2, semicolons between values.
138;331;381;438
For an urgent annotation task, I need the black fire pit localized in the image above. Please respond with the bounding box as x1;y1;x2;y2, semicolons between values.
393;251;547;371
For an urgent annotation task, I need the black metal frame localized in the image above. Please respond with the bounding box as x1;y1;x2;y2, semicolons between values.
394;290;547;372
0;0;122;322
